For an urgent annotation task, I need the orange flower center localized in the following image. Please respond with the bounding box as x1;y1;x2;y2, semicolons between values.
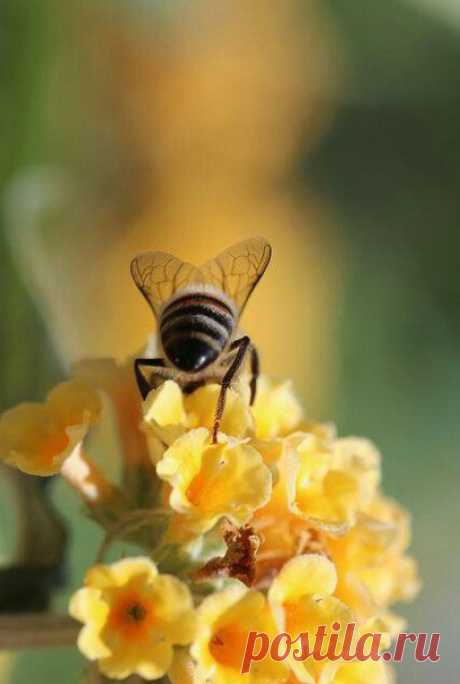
39;431;69;465
284;601;304;635
108;590;155;642
127;602;147;622
209;623;249;670
186;461;227;511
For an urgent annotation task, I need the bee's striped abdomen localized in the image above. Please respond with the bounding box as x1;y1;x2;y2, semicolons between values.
160;294;235;372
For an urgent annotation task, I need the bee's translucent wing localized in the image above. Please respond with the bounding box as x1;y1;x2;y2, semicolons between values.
200;237;272;316
130;251;202;318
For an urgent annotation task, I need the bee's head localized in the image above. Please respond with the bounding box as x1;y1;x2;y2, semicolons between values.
166;337;219;372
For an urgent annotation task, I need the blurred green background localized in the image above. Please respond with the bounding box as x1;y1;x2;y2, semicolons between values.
0;0;459;682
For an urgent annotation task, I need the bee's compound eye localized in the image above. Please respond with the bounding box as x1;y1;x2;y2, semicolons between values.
167;338;218;372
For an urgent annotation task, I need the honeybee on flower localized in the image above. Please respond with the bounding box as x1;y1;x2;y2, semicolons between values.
0;242;419;684
131;237;271;443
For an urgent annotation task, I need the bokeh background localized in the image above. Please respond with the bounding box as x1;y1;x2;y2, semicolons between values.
0;0;459;682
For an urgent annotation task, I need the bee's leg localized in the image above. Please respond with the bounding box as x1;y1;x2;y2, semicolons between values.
226;340;259;404
221;337;246;366
135;358;164;399
212;336;250;443
134;358;176;400
249;345;259;405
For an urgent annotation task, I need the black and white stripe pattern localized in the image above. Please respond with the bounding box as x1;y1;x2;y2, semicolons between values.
160;293;235;370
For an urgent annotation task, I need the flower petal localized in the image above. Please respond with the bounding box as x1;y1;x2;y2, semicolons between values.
269;554;337;605
157;429;272;534
252;376;303;439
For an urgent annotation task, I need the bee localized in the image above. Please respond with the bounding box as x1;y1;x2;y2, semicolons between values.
130;237;272;443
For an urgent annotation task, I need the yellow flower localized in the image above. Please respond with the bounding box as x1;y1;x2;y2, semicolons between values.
191;583;288;684
157;428;272;536
328;496;420;619
251;425;334;584
143;380;254;447
253;506;326;588
268;554;355;684
363;496;420;606
0;379;101;476
286;434;380;534
332;438;381;509
69;557;195;681
251;438;324;584
252;376;303;440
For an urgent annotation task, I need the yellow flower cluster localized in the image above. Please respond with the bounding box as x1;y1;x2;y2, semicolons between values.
0;363;419;683
143;375;418;683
